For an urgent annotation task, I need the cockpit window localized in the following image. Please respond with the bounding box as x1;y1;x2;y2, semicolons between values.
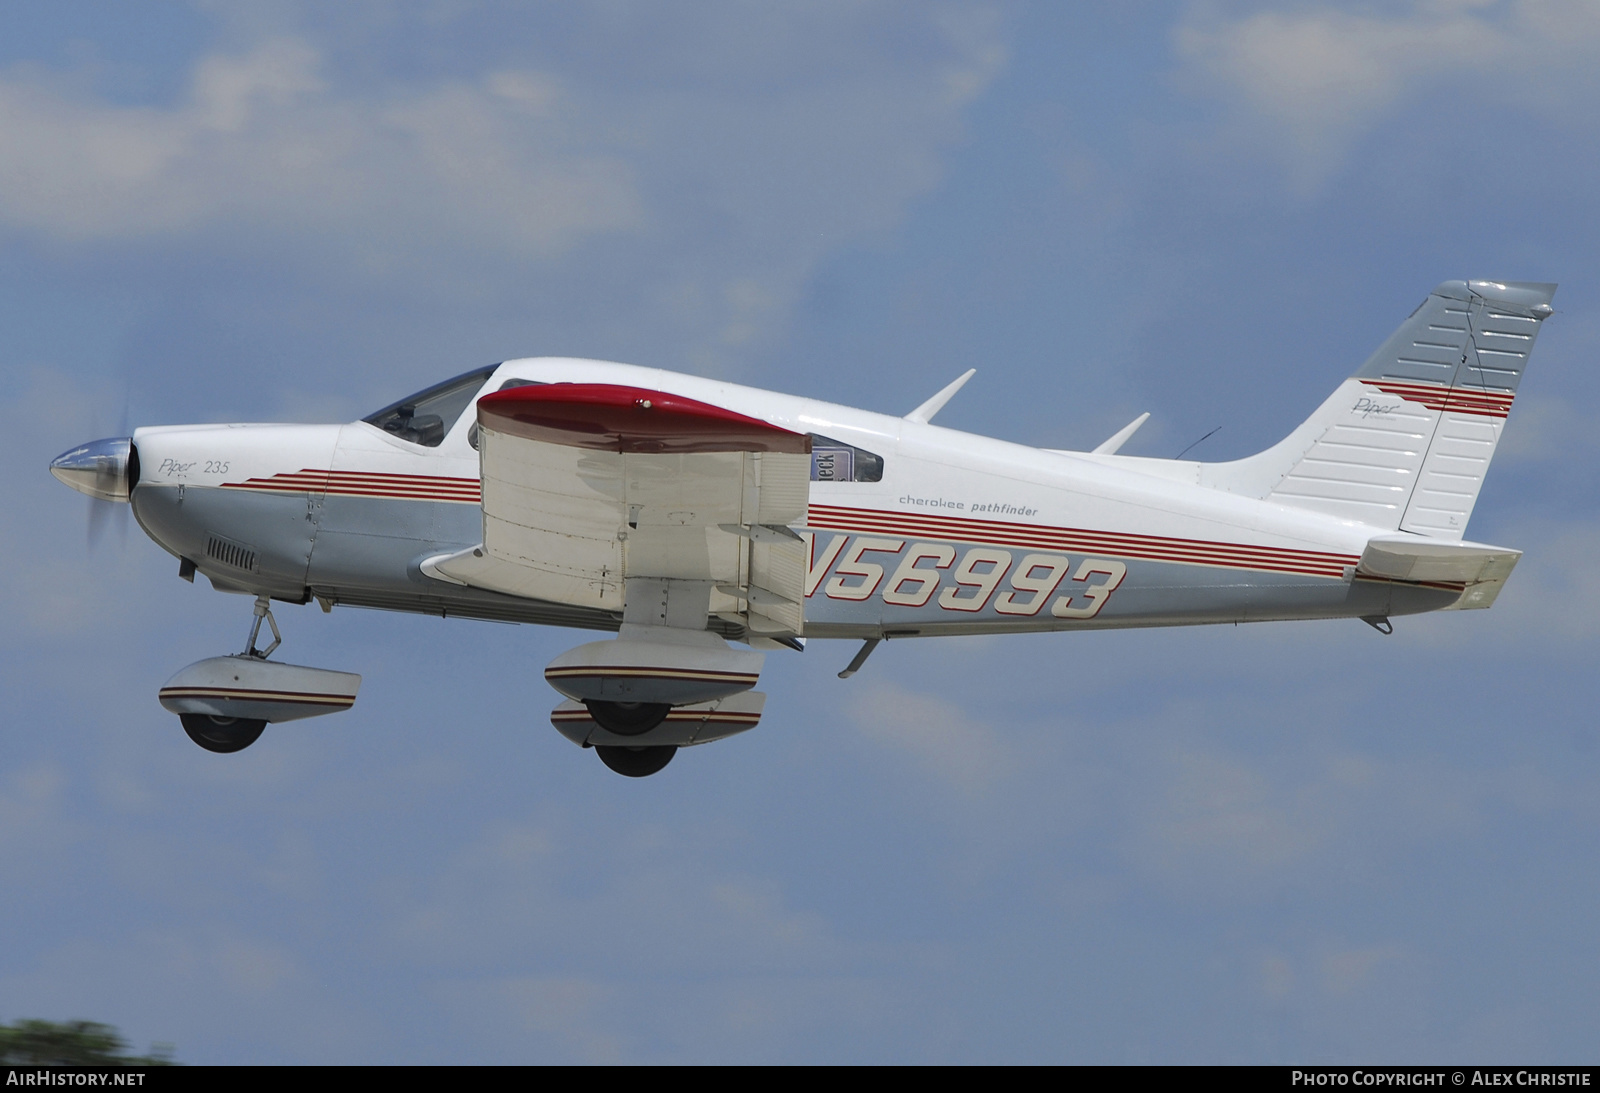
363;366;498;447
467;378;547;450
810;434;884;482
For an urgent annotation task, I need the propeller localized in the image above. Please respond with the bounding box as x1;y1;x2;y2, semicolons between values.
86;491;121;550
86;394;133;551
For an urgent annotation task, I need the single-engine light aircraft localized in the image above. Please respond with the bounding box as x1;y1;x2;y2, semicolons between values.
51;280;1554;776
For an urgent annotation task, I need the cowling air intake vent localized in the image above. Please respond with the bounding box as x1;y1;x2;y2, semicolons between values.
206;534;258;572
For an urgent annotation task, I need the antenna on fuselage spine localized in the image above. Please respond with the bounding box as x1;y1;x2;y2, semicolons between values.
904;369;976;425
1092;412;1150;455
1175;426;1222;461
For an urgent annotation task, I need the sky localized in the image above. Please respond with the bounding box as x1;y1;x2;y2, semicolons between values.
4;0;1600;1064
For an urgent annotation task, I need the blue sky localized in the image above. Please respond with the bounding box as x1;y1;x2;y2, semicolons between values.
4;1;1599;1063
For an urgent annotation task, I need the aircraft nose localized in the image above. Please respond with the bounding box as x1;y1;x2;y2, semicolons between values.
50;437;139;502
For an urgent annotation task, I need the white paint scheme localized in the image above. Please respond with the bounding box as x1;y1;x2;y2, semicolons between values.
127;354;1513;616
81;279;1549;770
136;423;342;492
484;357;1378;560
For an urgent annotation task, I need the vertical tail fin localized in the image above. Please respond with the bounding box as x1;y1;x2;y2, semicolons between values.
1202;280;1555;538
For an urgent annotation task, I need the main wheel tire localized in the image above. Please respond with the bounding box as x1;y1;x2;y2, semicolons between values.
180;714;266;754
584;700;671;736
595;744;677;777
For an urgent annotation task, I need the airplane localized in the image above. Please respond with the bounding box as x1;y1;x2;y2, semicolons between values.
50;279;1554;777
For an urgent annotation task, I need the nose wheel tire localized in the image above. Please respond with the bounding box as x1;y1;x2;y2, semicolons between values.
180;714;266;753
584;700;671;736
595;745;677;777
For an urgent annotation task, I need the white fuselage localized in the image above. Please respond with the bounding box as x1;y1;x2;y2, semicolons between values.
127;357;1461;641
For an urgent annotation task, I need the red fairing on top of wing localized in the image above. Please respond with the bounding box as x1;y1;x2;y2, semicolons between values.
476;384;811;455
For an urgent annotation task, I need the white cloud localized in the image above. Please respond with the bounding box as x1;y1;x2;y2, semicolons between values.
0;930;380;1063
1118;731;1593;902
460;976;624;1064
848;682;1013;795
0;764;78;863
0;10;1006;373
0;39;639;254
1489;520;1600;641
381;809;840;978
1320;943;1405;996
1174;0;1600;182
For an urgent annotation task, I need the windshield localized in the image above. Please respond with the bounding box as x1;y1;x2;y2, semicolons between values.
362;366;498;447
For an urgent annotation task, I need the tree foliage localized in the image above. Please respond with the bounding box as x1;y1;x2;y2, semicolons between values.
0;1019;174;1065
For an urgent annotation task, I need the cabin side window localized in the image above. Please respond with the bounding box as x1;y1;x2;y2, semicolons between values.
809;434;883;482
363;365;499;447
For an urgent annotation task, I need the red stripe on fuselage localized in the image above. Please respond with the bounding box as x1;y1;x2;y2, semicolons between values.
221;469;481;502
804;504;1359;578
219;474;1359;579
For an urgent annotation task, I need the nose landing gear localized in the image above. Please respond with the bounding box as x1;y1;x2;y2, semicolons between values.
179;714;267;753
242;594;281;659
158;595;362;754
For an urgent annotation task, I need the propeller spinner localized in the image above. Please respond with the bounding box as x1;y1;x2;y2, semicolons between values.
51;437;139;547
50;437;139;502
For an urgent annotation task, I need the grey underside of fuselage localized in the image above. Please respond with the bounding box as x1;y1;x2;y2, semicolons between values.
133;486;623;631
799;569;1455;639
133;486;1458;637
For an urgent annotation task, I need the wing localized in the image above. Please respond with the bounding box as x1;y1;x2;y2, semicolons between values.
428;384;812;635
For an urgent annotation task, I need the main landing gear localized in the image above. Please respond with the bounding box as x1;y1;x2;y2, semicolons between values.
583;701;677;777
594;745;677;778
584;700;672;735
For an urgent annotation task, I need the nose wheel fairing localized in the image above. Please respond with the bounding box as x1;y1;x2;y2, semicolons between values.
158;596;362;753
158;655;361;725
